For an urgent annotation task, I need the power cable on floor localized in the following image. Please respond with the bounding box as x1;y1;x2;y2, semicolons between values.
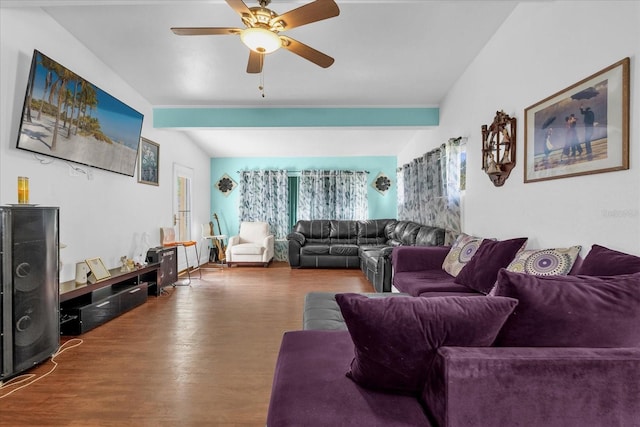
0;338;83;399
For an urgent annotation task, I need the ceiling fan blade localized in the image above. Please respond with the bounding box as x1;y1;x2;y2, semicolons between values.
280;36;334;68
271;0;339;30
226;0;253;18
247;50;264;74
171;27;241;36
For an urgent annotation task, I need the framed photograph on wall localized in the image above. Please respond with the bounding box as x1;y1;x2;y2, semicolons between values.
138;137;160;186
524;57;629;183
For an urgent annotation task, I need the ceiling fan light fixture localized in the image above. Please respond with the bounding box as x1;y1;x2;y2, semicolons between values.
240;27;281;54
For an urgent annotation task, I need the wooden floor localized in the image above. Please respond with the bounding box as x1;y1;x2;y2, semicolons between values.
0;262;373;426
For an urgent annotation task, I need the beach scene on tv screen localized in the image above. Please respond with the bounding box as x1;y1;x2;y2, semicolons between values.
17;50;144;176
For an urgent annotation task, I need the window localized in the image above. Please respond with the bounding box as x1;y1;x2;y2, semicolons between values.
288;175;298;229
297;170;368;220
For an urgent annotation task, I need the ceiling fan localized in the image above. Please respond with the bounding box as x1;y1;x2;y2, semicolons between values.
171;0;340;74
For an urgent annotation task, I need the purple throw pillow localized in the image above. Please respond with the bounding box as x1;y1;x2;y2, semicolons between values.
577;244;640;276
335;293;518;395
454;237;528;294
493;269;640;347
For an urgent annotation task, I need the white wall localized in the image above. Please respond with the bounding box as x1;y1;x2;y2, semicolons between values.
398;1;640;256
1;8;211;282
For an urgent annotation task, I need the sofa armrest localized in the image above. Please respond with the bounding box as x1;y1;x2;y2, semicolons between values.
227;235;240;247
379;246;394;258
423;346;640;427
287;231;305;246
263;234;275;247
287;232;305;267
263;234;275;262
391;246;451;273
225;235;240;262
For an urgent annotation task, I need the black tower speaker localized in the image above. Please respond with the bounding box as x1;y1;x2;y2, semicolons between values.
1;206;59;381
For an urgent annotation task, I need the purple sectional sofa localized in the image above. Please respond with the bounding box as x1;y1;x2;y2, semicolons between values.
267;330;433;426
392;245;478;297
266;243;640;426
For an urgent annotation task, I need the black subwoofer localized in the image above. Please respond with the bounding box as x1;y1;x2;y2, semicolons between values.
1;206;59;380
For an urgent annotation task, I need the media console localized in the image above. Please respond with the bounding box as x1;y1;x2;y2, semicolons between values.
59;263;160;335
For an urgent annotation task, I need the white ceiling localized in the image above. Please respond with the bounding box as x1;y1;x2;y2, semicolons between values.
2;0;523;157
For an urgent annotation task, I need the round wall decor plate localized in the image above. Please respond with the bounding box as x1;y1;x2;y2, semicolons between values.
216;173;237;197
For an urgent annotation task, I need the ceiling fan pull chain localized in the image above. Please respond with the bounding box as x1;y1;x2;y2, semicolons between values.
259;55;266;98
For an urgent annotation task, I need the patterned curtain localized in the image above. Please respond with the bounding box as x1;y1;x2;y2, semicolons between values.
297;170;368;220
440;138;462;243
397;137;462;244
238;170;289;261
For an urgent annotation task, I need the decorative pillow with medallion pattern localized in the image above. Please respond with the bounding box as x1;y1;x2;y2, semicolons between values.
506;246;581;276
442;233;486;277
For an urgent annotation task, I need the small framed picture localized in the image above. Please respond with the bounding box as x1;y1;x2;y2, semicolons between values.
524;57;629;183
138;137;160;186
85;257;111;281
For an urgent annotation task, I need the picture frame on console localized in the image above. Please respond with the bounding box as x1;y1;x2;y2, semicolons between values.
85;257;111;282
524;57;629;183
138;137;160;186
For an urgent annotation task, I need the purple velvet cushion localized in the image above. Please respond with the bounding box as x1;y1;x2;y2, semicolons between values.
454;237;528;294
335;293;518;394
393;269;469;296
266;331;432;426
494;269;640;347
577;244;640;276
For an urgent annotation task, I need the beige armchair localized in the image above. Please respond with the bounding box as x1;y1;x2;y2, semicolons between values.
225;222;274;267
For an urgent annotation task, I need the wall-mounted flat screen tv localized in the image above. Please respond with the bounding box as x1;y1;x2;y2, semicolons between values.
16;50;144;177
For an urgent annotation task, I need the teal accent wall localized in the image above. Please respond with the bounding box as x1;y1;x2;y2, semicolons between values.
154;107;439;128
210;156;397;237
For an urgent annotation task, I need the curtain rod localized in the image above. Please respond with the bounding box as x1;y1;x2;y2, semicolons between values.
236;170;369;174
397;136;467;171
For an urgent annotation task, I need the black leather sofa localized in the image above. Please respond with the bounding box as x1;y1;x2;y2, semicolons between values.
287;219;445;292
360;221;445;292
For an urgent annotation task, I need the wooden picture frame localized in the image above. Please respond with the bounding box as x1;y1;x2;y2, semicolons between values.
138;137;160;186
524;57;629;183
85;257;111;281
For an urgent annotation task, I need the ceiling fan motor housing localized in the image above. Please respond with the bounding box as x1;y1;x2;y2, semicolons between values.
171;0;340;73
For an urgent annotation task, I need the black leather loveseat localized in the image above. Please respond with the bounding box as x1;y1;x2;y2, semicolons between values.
287;219;445;292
